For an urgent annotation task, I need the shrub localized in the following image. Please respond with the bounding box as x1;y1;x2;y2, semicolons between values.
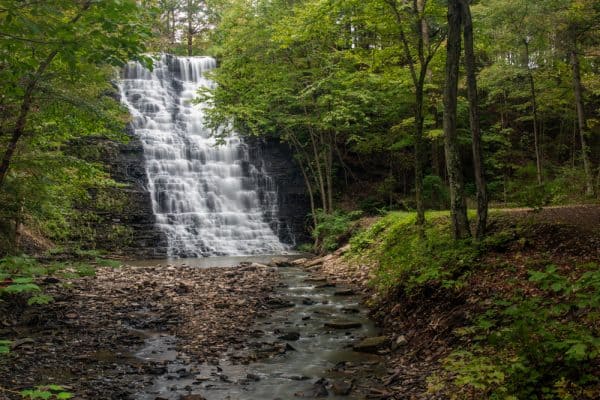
433;263;600;399
349;212;479;292
312;209;363;253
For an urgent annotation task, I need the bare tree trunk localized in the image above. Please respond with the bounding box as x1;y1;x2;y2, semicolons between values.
0;50;59;189
571;49;594;196
444;0;470;240
414;79;426;228
460;0;487;239
325;133;334;212
187;0;194;56
309;130;328;213
524;40;542;185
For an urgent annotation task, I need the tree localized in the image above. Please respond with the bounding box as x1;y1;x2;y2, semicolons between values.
560;0;599;196
182;0;209;56
382;0;446;228
0;0;151;190
443;0;470;239
460;0;487;238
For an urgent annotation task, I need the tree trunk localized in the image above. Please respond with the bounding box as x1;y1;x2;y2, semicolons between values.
443;0;470;240
460;0;487;239
187;0;194;56
0;50;59;190
414;81;426;228
524;40;542;185
0;2;90;190
571;49;594;196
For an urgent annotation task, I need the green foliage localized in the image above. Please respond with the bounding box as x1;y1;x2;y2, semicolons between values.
434;263;600;399
349;212;480;291
0;255;98;304
20;385;73;399
312;209;363;253
0;340;10;354
422;175;450;210
0;0;153;254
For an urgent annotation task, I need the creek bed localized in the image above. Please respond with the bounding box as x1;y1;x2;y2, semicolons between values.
132;257;384;399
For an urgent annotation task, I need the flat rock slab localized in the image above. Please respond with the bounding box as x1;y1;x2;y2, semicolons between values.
353;336;389;353
324;320;362;329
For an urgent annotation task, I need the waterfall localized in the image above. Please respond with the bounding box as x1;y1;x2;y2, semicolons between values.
118;54;288;257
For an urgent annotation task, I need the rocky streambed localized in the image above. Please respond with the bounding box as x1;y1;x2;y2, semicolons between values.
0;255;390;399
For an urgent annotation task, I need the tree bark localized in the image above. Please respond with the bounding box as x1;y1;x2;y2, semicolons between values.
460;0;487;239
0;1;91;190
443;0;470;239
0;49;59;189
524;40;542;185
414;75;426;228
187;0;194;56
571;49;594;196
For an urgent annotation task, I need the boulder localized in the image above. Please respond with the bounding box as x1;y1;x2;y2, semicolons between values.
353;336;389;353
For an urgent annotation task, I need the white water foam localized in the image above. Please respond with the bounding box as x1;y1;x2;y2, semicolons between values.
119;55;288;257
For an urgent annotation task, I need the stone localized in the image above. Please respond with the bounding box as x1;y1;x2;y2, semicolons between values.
353;336;389;353
396;334;407;345
333;289;355;296
295;378;328;397
278;331;300;341
246;373;261;381
331;380;352;396
324;321;362;329
179;395;206;400
315;282;336;288
270;257;292;268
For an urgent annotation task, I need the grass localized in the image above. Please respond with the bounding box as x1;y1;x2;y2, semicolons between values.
348;211;480;292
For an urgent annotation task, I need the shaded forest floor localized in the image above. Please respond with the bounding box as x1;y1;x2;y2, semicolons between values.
307;204;600;399
0;205;598;399
0;263;281;399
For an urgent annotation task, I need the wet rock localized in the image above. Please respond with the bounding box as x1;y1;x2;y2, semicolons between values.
246;373;261;381
341;307;360;314
286;375;311;381
270;257;292;268
278;331;300;341
304;277;327;283
179;395;206;400
324;320;362;329
307;378;329;397
315;282;336;288
266;298;295;309
285;343;297;352
302;298;316;305
331;380;352;396
353;336;389;353
333;289;355;296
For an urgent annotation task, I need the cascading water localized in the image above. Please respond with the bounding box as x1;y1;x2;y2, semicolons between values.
118;54;288;257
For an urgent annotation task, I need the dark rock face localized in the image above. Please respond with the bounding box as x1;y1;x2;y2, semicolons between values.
69;132;168;258
245;136;311;245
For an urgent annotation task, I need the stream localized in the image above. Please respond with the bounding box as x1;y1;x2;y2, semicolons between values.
130;256;384;399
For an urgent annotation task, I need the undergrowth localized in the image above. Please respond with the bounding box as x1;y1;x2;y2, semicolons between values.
346;211;600;399
348;211;480;292
311;209;363;254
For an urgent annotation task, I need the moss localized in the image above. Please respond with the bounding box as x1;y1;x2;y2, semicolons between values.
348;211;481;292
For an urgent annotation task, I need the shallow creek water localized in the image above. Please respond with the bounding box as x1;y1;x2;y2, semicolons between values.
130;256;383;399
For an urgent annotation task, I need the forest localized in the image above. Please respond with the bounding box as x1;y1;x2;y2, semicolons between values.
0;0;599;399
